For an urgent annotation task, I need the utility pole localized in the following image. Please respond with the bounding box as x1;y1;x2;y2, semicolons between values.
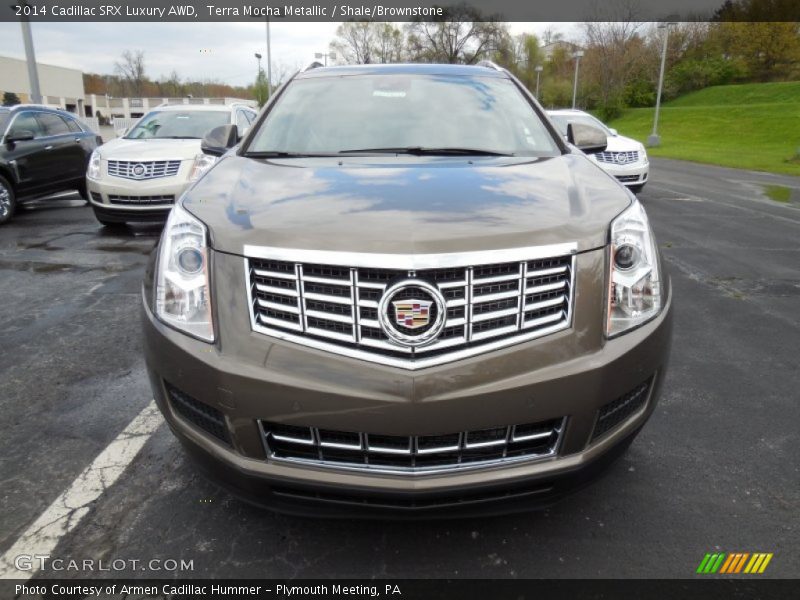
648;22;677;147
535;65;543;100
20;9;42;104
571;50;584;110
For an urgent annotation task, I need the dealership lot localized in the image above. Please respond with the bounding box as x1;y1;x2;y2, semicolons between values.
0;158;798;579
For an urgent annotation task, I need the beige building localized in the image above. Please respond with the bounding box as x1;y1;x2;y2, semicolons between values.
86;95;257;121
0;55;85;114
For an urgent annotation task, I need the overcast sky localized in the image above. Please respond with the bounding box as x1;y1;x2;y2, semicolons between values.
0;22;579;87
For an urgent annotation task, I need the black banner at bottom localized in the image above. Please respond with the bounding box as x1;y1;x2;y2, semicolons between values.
2;579;798;600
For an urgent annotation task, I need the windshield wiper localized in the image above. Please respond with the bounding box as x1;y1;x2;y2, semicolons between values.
337;146;514;157
246;151;340;158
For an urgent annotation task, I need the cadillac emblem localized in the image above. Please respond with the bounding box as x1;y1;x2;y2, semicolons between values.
131;163;147;178
378;280;446;347
393;299;432;330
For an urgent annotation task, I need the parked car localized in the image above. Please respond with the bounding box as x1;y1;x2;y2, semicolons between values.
548;109;649;193
142;63;672;516
86;103;257;226
0;105;101;225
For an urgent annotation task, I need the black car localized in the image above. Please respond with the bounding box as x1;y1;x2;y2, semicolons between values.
0;105;101;224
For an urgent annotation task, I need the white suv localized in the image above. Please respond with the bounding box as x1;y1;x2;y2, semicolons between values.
548;109;649;193
86;103;257;225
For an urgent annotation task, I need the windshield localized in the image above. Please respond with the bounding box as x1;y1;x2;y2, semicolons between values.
125;110;230;139
549;113;612;137
247;74;560;156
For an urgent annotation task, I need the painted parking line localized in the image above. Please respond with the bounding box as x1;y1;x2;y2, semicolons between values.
0;401;162;580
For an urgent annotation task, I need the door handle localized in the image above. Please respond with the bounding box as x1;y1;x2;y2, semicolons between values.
75;138;82;143
45;145;54;151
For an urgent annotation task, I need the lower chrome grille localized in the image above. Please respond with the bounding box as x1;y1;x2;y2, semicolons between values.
591;378;653;442
615;175;641;183
595;150;639;165
108;194;175;205
245;244;576;368
260;418;565;474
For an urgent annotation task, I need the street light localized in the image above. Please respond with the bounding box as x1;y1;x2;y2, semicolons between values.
534;65;543;100
648;22;677;147
314;52;337;66
571;50;584;109
254;52;262;75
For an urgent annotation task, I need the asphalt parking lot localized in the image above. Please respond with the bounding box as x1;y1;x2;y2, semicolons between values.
1;158;798;580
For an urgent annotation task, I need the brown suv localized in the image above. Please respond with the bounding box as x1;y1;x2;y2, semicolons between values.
142;62;672;516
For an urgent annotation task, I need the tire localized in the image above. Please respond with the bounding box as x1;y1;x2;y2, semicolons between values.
0;175;16;225
629;184;645;194
77;180;90;204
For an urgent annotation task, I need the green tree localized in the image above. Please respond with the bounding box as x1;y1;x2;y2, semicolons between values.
253;68;269;107
2;91;20;106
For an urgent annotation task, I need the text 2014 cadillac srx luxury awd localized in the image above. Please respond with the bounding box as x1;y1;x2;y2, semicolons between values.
142;63;672;516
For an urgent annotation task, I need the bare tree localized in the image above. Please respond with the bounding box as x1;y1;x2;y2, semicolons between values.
331;22;375;64
405;4;507;64
373;23;404;63
114;50;147;97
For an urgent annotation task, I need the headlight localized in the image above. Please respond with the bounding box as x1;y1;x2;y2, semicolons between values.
87;150;101;180
188;153;217;182
639;146;649;164
155;201;214;342
607;199;662;337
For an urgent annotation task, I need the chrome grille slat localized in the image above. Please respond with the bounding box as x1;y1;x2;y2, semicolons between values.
261;417;565;474
107;159;181;180
594;150;639;165
246;246;575;368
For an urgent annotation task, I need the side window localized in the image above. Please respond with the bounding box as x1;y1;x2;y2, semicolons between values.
9;112;44;139
36;113;71;136
236;110;250;131
64;117;83;133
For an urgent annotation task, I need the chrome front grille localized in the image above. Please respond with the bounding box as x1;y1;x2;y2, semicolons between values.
244;245;576;368
107;160;181;180
594;150;639;165
260;418;564;474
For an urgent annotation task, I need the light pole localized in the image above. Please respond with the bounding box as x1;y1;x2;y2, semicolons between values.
648;22;677;147
19;4;42;104
314;52;337;67
254;52;262;76
534;65;543;100
265;18;272;96
571;50;584;109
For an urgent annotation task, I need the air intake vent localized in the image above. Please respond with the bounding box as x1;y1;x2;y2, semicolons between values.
591;378;653;442
165;382;231;446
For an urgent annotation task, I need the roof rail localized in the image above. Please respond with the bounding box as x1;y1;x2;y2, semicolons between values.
477;60;504;72
303;61;325;72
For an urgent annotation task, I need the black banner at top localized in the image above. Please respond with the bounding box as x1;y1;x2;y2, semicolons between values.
4;0;800;22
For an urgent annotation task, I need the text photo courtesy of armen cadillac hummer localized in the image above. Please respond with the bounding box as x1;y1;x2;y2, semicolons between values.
0;0;798;595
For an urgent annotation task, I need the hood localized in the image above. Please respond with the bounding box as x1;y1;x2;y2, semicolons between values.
601;134;644;153
184;153;632;256
99;137;201;161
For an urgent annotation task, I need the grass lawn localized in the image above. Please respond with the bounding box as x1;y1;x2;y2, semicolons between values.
606;81;800;176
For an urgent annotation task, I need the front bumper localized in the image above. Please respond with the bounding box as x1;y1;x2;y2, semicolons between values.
87;167;192;221
142;247;672;516
592;160;649;187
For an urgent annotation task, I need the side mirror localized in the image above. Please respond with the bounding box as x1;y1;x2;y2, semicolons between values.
201;124;239;157
6;129;35;143
567;122;607;154
116;127;128;138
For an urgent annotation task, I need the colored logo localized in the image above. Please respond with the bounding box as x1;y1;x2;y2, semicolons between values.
696;552;773;574
393;299;431;329
377;280;446;347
